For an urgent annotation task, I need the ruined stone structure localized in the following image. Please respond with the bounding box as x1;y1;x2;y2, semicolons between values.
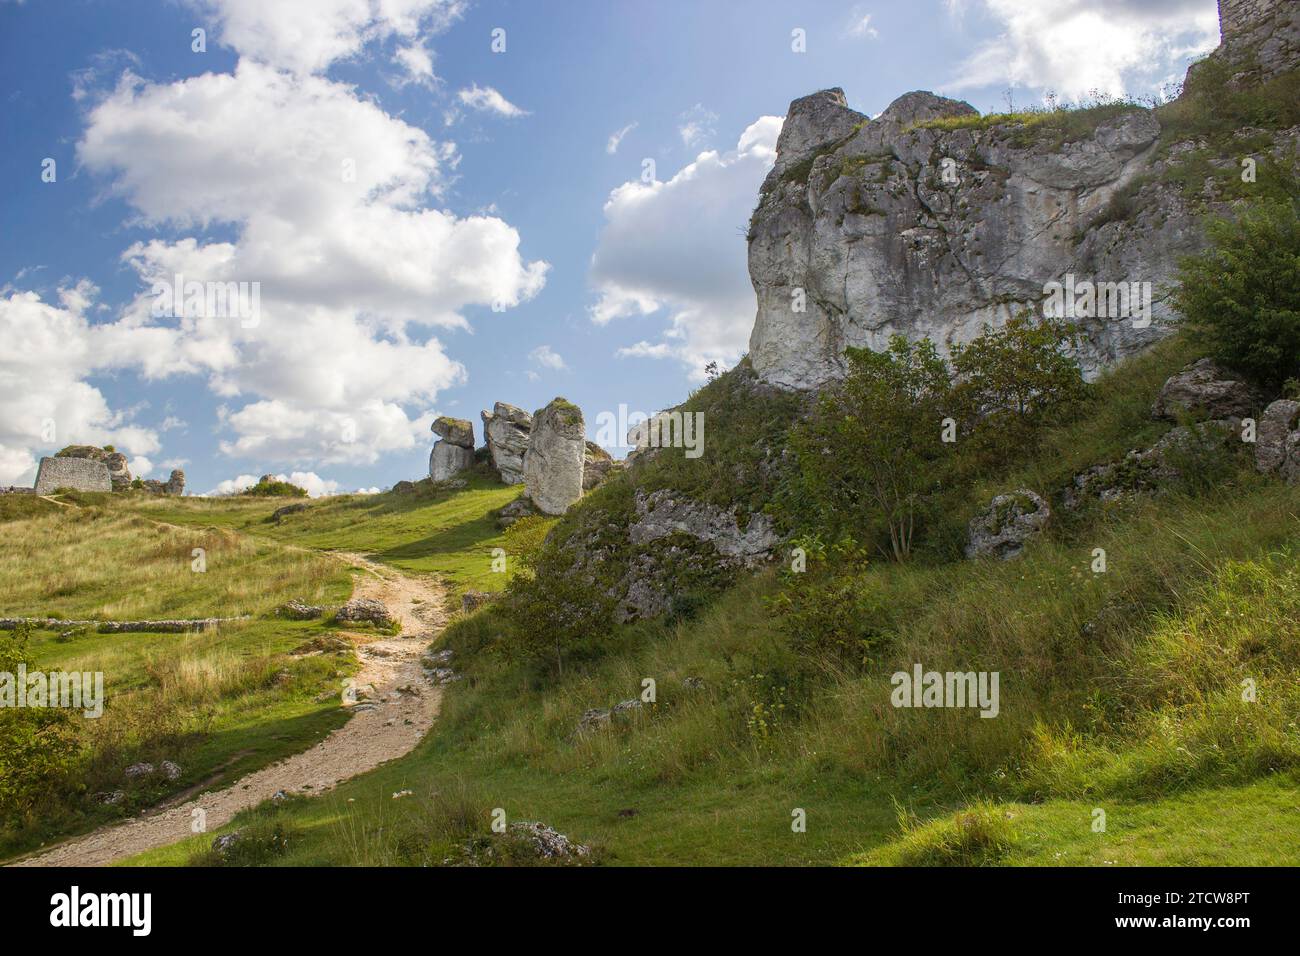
33;456;112;494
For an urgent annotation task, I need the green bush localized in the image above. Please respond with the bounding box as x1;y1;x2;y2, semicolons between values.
950;315;1090;475
240;477;309;498
788;337;953;562
1174;200;1300;391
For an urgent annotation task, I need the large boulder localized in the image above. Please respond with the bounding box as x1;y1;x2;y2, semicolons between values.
481;402;532;484
965;490;1051;560
33;456;112;494
628;490;778;564
54;445;131;490
429;441;474;482
1256;399;1300;483
164;469;185;495
432;416;475;449
523;398;586;515
1152;358;1261;422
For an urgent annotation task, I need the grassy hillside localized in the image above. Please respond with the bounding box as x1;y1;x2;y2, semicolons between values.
0;497;361;859
113;337;1300;868
129;476;522;601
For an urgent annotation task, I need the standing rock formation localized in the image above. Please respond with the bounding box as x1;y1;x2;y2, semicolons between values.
429;416;475;482
54;445;131;490
481;402;532;484
34;456;112;494
745;1;1299;390
523;398;586;515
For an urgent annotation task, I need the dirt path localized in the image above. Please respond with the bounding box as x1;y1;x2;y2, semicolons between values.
13;552;448;867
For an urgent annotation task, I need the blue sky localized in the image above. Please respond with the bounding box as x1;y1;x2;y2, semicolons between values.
0;0;1220;495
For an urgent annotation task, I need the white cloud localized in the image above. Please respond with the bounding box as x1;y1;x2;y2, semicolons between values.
847;8;879;38
129;456;153;478
606;121;637;155
945;0;1219;99
677;104;719;148
0;283;162;486
394;43;436;85
529;345;566;371
189;0;465;75
74;59;546;466
457;83;529;118
205;470;353;497
589;115;783;378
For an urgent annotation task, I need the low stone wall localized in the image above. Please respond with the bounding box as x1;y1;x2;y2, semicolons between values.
33;456;111;494
0;616;249;633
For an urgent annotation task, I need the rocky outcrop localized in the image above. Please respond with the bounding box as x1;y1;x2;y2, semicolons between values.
429;416;475;483
496;496;539;529
335;598;395;628
523;398;586;516
965;490;1051;560
583;441;618;491
629;490;779;564
1152;358;1261;422
481;402;532;484
1257;399;1300;482
141;469;186;496
432;416;475;448
429;442;474;482
745;1;1300;391
1215;0;1298;83
1064;420;1242;508
33;456;112;494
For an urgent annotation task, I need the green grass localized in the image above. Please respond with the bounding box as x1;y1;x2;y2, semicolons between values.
851;774;1300;866
2;615;358;860
129;476;522;601
0;496;350;620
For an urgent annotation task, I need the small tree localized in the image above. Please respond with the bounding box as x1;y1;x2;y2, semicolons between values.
790;336;952;562
950;315;1089;471
1173;199;1300;392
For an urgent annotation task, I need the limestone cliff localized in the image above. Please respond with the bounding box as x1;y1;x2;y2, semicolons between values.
746;0;1299;390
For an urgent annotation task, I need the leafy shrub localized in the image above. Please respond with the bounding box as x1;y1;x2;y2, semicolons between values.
788;337;953;561
240;477;309;498
0;625;85;829
1173;200;1300;391
950;316;1090;475
499;544;616;676
502;514;557;567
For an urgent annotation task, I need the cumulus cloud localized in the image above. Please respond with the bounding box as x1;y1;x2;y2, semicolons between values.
589;116;782;378
0;282;162;485
606;121;637;155
189;0;465;75
73;58;546;467
945;0;1219;99
529;345;566;371
457;83;529;118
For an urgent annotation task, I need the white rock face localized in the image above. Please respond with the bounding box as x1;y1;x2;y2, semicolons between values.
429;441;474;482
481;402;532;485
629;490;778;564
522;398;586;515
747;87;1204;390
